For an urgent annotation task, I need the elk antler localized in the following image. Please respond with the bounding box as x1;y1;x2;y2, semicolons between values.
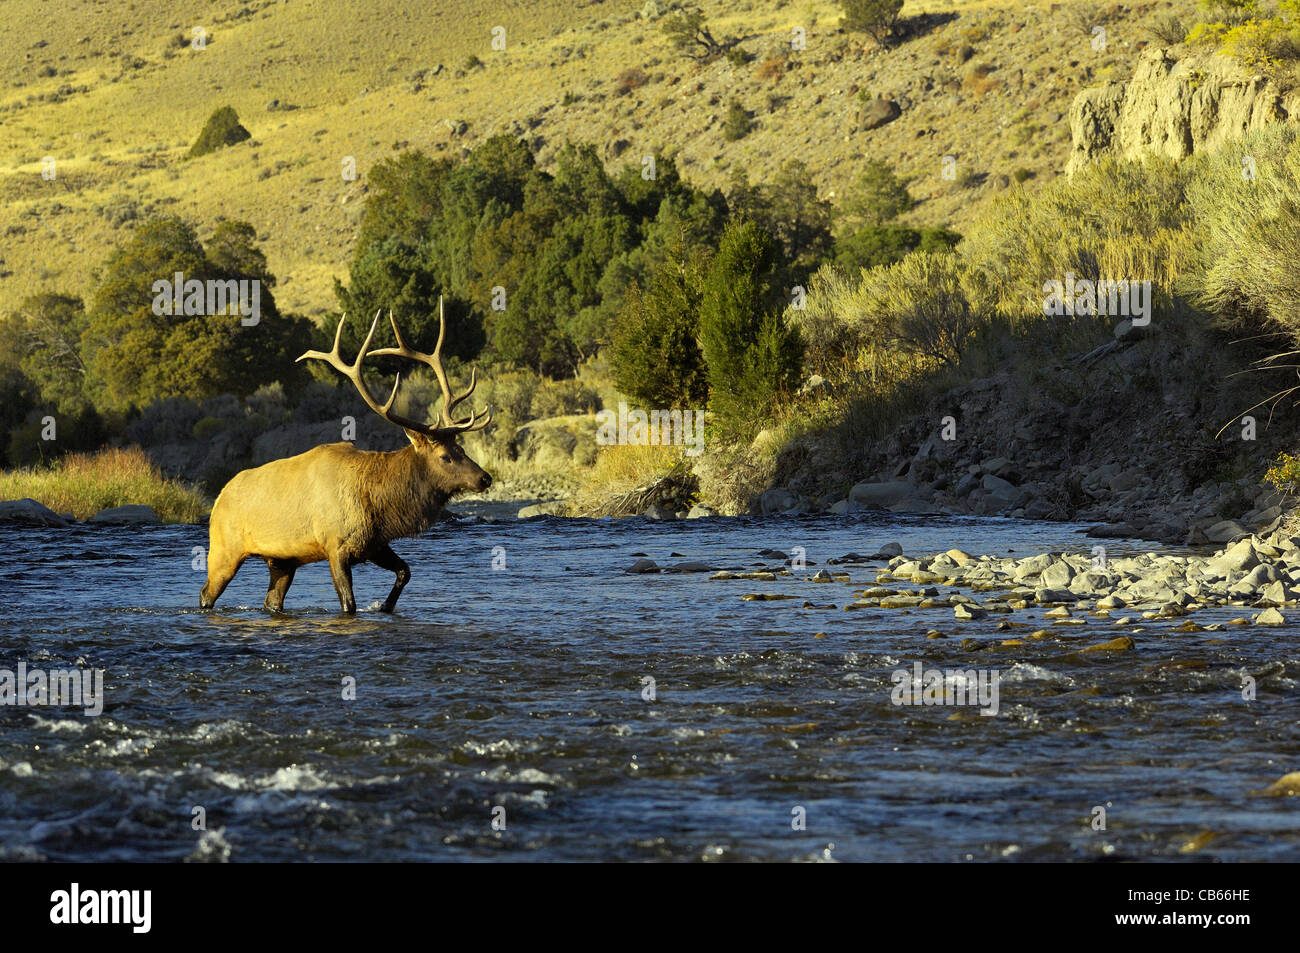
369;297;490;432
297;298;492;438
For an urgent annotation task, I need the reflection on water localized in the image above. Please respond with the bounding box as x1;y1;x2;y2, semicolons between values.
1;510;1298;861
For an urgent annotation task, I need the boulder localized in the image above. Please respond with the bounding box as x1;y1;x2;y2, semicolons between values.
849;481;915;508
859;98;901;130
642;503;677;520
759;488;799;514
0;498;69;527
1205;519;1249;544
1207;538;1259;575
87;504;161;525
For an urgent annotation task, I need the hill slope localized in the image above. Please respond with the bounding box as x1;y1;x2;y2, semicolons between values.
0;0;1191;322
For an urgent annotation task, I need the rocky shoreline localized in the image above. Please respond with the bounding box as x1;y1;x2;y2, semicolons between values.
624;525;1300;635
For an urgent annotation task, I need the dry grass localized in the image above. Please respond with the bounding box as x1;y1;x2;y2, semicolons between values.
569;444;688;515
0;446;209;522
0;0;1163;325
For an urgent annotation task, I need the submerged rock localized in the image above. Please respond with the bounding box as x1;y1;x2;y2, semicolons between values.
88;504;161;525
518;501;568;518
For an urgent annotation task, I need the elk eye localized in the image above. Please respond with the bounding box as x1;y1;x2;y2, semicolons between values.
440;454;452;463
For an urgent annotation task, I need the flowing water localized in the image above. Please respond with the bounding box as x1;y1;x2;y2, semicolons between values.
2;508;1298;862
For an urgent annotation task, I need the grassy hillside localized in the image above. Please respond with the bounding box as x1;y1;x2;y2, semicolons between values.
0;0;1192;323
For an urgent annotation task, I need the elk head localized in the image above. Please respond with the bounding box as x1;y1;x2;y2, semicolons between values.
298;298;493;496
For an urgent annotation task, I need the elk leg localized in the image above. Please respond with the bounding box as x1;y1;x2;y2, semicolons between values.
263;558;297;612
200;554;245;610
328;554;356;614
370;544;411;613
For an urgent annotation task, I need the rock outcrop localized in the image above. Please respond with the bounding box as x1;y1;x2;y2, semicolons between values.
1067;46;1300;174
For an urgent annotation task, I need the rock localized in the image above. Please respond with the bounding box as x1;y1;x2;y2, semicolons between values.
759;488;799;514
1207;538;1259;575
1066;45;1300;175
859;97;901;130
875;542;904;558
1035;588;1080;603
0;498;69;526
1254;607;1286;626
1039;560;1076;590
626;558;660;574
1080;636;1136;653
1205;519;1249;544
1108;469;1146;492
812;569;833;582
686;503;716;519
518;501;568;518
1013;553;1055;581
829;499;855;515
1113;319;1150;343
1262;771;1300;795
667;560;713;573
1259;580;1295;604
954;603;987;620
981;473;1026;508
849;481;915;508
642;503;677;520
1096;594;1126;609
1086;522;1138;539
87;504;161;525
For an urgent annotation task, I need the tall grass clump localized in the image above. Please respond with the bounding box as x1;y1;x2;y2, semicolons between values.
1185;124;1300;332
960;155;1201;324
0;446;209;522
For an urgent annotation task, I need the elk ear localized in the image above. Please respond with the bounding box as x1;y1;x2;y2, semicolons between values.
403;429;432;448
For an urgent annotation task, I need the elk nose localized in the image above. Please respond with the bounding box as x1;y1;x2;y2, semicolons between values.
480;473;493;490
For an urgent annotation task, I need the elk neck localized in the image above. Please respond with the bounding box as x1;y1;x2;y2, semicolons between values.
360;443;454;540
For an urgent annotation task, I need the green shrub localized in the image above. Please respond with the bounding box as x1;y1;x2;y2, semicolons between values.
82;217;313;412
723;99;751;141
838;0;904;45
698;221;801;438
841;158;914;226
187;106;250;158
798;252;992;372
832;224;961;273
854;251;993;366
609;245;710;409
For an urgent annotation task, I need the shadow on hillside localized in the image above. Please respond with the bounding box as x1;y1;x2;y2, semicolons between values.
766;305;1300;511
897;12;959;43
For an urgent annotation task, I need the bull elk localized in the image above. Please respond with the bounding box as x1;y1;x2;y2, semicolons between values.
199;300;492;614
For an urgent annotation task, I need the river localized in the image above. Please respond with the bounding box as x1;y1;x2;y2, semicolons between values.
1;508;1297;861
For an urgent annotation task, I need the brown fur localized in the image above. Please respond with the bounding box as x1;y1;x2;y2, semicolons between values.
199;430;490;613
